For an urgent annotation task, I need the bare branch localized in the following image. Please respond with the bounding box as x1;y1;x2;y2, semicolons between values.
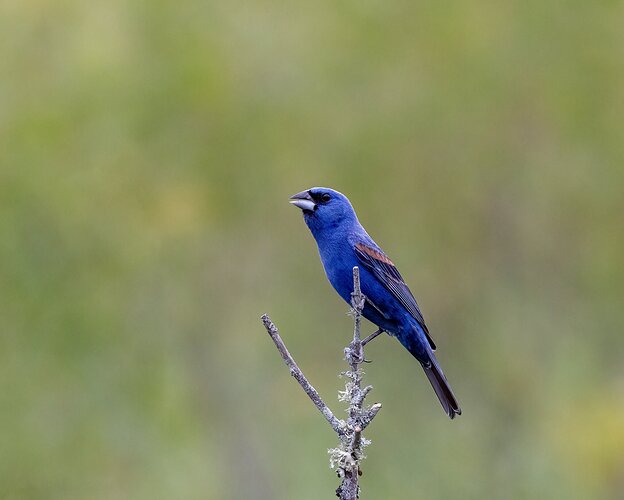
261;314;345;436
361;403;382;430
351;426;362;453
263;266;381;500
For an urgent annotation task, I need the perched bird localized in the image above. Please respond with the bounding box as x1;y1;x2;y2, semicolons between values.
290;187;461;419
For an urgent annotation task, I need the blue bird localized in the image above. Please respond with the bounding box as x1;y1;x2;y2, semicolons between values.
290;187;461;419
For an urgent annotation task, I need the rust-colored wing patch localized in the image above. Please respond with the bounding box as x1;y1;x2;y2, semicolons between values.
355;243;394;266
354;240;435;349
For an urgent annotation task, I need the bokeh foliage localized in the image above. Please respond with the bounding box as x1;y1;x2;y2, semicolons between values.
1;0;623;498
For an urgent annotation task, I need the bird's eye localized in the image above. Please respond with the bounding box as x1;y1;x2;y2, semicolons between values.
321;193;331;202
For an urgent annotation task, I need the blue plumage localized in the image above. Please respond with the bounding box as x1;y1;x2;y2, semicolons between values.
290;187;461;419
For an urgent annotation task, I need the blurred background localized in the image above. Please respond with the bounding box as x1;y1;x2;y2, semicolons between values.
2;1;623;498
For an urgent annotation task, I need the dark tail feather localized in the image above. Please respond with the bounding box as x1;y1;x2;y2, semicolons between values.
422;351;462;419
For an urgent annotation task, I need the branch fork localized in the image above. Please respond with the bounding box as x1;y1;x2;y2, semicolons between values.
261;267;381;499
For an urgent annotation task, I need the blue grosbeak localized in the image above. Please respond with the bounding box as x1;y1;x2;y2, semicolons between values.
290;187;461;419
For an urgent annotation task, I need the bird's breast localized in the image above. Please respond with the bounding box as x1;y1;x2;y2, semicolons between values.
316;238;357;303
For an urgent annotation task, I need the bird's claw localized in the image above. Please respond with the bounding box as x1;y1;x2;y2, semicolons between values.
345;342;366;366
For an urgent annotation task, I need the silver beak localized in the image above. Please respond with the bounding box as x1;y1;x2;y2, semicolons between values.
289;190;316;211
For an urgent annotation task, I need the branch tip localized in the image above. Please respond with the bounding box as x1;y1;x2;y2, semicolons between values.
261;314;344;436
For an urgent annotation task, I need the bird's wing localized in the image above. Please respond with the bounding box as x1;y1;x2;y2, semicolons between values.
354;242;436;350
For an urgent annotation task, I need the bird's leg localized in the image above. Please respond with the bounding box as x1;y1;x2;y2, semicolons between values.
361;328;384;347
357;329;384;363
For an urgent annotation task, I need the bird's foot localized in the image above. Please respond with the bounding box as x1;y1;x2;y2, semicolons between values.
345;341;365;366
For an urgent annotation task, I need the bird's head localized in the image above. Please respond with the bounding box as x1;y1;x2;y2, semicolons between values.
289;187;358;236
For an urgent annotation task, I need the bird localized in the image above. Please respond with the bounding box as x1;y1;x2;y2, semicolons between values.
289;187;461;419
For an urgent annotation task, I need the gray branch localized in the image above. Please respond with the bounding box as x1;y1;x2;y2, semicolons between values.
261;314;345;436
262;267;381;500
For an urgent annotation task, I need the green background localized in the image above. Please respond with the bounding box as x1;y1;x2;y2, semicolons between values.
2;1;623;498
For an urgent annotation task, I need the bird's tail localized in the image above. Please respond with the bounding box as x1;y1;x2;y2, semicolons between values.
397;329;462;419
422;349;461;419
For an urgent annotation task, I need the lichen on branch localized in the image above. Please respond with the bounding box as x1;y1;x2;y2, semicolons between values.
262;267;381;499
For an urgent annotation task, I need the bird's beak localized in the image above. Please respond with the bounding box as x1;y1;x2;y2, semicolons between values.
289;190;316;211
